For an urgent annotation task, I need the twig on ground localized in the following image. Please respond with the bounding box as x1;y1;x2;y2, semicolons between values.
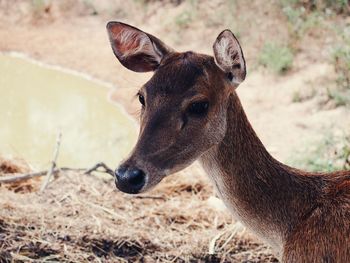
133;195;166;201
84;162;114;176
0;163;114;184
10;253;34;262
208;230;226;255
40;132;62;192
208;222;246;255
0;170;59;184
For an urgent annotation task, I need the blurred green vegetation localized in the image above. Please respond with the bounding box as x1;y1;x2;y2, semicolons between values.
31;0;50;15
292;85;317;103
259;43;294;74
281;0;350;14
175;10;193;28
82;0;98;15
279;0;350;107
331;26;350;105
288;133;350;172
283;6;321;47
279;0;348;50
325;25;350;106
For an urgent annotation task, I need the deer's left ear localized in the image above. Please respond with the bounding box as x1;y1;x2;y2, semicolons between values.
213;30;246;85
107;21;173;72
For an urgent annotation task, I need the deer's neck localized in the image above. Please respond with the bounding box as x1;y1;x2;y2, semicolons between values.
199;93;322;251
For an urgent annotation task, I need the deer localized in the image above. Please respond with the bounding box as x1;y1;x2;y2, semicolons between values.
106;21;350;262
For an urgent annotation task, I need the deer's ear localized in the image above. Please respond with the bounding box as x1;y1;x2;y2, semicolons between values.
107;21;173;72
213;30;246;85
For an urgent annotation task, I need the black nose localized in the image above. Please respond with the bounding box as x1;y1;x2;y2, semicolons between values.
115;166;146;194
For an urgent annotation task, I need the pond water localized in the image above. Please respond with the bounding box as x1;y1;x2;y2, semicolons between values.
0;53;137;170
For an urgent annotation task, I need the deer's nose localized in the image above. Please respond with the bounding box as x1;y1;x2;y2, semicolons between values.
115;166;146;194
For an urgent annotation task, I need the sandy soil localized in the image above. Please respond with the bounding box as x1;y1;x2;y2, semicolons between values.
1;1;349;262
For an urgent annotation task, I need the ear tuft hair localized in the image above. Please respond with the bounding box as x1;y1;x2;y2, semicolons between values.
213;30;246;85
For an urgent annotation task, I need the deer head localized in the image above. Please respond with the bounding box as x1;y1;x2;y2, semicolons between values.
107;22;246;194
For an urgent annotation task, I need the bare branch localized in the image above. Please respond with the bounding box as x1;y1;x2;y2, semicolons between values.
133;195;166;201
0;163;114;184
84;162;115;176
0;170;53;184
40;132;62;192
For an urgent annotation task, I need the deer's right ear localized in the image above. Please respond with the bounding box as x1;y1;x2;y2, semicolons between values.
213;30;246;85
107;22;173;72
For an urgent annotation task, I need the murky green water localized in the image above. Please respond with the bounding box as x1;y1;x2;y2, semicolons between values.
0;53;136;170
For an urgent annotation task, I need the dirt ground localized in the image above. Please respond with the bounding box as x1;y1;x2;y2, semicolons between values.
0;0;349;262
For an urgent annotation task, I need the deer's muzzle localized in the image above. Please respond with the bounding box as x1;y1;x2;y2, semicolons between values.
115;165;146;194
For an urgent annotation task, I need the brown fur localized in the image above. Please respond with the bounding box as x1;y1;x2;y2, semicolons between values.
107;22;350;262
200;93;350;261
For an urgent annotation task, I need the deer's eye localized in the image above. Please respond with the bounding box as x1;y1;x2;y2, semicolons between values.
138;94;145;106
188;101;209;116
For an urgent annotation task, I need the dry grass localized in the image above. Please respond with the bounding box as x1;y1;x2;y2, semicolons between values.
0;158;277;262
